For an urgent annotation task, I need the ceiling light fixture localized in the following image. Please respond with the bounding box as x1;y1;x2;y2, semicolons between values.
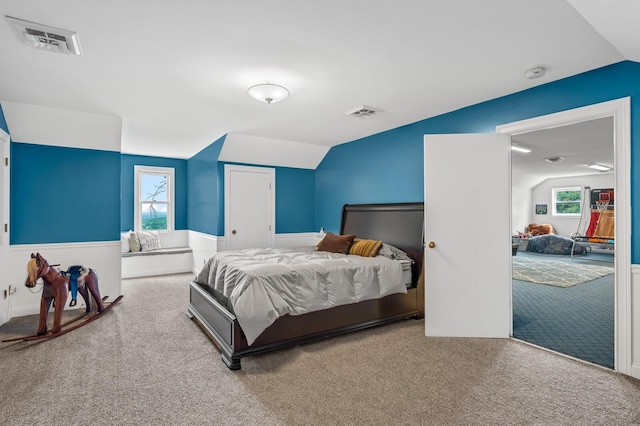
247;83;289;104
587;163;612;172
510;144;531;153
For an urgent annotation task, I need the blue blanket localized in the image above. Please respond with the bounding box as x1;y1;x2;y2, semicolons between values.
526;234;587;255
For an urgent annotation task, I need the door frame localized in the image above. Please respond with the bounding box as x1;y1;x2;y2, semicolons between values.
0;128;10;325
224;164;276;251
496;97;631;375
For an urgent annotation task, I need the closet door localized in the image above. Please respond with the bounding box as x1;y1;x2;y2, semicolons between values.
424;133;511;338
224;164;275;251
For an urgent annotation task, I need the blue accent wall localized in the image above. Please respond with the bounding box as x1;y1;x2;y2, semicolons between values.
275;167;316;233
316;60;640;261
120;154;188;232
0;104;8;133
10;142;120;244
187;135;225;235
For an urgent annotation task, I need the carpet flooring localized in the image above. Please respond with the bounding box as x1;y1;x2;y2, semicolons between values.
512;252;614;368
1;272;638;425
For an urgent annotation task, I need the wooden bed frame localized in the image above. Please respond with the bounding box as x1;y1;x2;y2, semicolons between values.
187;202;425;370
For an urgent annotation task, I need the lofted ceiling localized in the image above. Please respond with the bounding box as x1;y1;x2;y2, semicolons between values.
0;0;636;169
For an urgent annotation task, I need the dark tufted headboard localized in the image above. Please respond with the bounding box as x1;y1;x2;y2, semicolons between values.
340;202;424;286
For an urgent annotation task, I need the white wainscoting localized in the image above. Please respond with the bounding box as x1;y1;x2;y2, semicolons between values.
188;230;222;275
274;232;321;248
7;241;121;318
187;231;320;275
631;264;640;379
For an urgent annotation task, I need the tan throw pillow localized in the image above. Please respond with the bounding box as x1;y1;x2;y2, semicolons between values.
349;238;383;257
317;232;356;254
129;232;142;252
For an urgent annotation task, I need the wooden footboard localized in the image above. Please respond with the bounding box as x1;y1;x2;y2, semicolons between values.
188;280;422;370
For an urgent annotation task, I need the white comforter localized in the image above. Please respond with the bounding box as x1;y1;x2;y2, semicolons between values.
195;246;407;345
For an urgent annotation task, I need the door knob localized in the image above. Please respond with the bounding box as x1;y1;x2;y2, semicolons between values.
232;229;237;235
428;241;436;249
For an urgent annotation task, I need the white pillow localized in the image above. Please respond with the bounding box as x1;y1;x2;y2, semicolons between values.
137;231;162;252
121;232;131;253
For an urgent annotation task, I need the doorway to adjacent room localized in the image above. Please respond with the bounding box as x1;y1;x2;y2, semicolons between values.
497;98;630;372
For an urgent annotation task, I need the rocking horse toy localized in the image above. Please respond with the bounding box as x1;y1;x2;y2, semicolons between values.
1;253;122;342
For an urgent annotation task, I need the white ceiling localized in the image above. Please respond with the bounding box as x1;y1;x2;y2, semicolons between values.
0;0;635;164
511;117;614;188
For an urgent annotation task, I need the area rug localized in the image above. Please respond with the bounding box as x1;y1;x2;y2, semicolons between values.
512;257;614;287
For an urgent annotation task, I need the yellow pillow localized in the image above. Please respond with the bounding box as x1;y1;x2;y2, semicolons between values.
349;238;383;257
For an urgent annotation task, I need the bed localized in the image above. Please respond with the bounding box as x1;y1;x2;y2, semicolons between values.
187;202;425;370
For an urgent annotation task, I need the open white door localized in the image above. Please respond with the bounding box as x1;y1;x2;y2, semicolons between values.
424;133;511;338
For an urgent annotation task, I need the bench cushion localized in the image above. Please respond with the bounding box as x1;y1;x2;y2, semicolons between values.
122;247;192;258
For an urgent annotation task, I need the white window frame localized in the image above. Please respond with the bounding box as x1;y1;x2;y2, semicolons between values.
551;186;582;217
134;165;174;232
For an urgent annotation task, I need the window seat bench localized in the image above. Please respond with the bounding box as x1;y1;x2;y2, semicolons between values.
122;247;193;257
121;246;194;279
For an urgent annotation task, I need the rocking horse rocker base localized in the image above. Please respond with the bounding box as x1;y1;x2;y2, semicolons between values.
2;253;123;343
1;295;123;343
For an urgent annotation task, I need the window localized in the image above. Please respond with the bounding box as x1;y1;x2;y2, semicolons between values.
552;186;581;216
134;166;174;231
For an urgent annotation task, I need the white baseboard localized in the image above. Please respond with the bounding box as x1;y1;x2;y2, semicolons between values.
630;264;640;378
631;364;640;380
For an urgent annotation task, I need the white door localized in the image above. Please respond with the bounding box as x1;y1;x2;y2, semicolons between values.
225;165;274;251
0;131;10;325
424;133;511;338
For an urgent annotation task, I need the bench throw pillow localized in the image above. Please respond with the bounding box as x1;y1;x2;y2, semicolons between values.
137;231;162;252
121;232;131;253
129;232;142;252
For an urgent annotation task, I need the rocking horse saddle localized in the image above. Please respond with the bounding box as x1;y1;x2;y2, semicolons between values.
61;265;89;307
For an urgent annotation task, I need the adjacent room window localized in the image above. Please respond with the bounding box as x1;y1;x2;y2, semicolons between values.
134;166;174;231
552;186;582;216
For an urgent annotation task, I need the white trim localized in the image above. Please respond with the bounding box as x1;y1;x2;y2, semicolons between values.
134;165;175;232
631;264;640;379
274;232;320;248
0;129;9;326
497;97;632;376
224;164;276;251
188;230;223;274
9;240;120;251
1;129;9;246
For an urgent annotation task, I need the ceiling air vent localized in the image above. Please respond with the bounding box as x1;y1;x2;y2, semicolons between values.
5;16;82;55
345;105;377;118
544;156;566;163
